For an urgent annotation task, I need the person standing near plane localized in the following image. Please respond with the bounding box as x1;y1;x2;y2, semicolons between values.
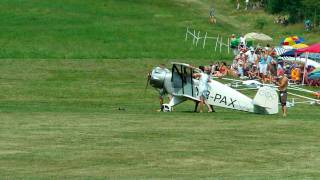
193;66;214;113
275;70;288;117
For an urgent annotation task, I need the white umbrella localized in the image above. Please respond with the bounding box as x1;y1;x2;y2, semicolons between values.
245;32;273;41
244;32;259;39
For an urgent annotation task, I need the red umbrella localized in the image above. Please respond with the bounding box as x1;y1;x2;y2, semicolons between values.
296;43;320;84
296;43;320;53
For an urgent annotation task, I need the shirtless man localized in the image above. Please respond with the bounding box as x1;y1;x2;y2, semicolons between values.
276;70;288;117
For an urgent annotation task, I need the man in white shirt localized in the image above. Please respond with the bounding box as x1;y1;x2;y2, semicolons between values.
239;35;246;49
245;47;257;68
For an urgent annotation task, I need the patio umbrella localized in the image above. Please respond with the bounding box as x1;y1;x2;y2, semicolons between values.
292;43;308;49
308;72;320;80
280;49;297;57
244;32;272;41
310;67;320;75
296;43;320;84
296;43;320;54
281;36;305;46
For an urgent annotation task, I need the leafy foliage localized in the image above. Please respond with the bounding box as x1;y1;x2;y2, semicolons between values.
265;0;320;24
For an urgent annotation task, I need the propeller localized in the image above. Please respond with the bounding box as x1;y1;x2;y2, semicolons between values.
145;71;151;93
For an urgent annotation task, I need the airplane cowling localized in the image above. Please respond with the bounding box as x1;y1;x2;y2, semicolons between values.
150;67;170;89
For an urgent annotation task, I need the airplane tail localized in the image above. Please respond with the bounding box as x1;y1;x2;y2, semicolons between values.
253;86;279;114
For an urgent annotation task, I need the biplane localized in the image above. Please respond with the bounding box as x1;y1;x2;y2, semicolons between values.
148;62;279;114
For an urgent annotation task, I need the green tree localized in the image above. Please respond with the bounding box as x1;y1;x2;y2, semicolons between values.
302;0;320;27
283;0;303;23
265;0;304;23
266;0;283;14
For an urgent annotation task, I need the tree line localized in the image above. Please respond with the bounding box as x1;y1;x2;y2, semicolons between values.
265;0;320;25
230;0;320;26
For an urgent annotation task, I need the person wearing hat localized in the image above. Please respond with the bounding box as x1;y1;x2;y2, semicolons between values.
245;47;257;69
275;70;288;117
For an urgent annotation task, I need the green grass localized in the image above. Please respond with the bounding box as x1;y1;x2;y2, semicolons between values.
0;0;319;59
0;59;320;179
0;0;320;179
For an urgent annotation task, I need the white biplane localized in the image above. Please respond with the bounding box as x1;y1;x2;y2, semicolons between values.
148;62;280;114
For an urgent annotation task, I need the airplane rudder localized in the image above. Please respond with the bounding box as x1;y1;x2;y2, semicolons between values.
253;86;279;114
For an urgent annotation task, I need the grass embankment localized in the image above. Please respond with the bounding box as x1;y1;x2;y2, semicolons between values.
0;0;319;59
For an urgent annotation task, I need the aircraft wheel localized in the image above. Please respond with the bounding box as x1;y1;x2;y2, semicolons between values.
162;104;172;112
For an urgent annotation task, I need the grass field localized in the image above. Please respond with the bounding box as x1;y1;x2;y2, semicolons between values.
1;59;320;179
0;0;320;179
1;0;319;59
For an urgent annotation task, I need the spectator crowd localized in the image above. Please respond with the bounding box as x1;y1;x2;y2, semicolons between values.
208;43;320;87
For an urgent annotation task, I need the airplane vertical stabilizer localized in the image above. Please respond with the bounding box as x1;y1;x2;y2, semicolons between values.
253;86;279;114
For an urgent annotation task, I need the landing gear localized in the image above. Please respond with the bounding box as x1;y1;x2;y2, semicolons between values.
161;104;172;112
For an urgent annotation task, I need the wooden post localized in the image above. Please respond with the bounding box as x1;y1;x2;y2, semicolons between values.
203;32;207;49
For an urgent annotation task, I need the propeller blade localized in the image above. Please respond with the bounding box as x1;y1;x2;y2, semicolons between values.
145;72;151;92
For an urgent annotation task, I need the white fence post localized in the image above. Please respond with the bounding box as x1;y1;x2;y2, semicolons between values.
192;29;196;45
215;34;219;52
220;36;222;53
196;31;201;47
185;27;189;41
203;32;207;49
185;29;231;54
